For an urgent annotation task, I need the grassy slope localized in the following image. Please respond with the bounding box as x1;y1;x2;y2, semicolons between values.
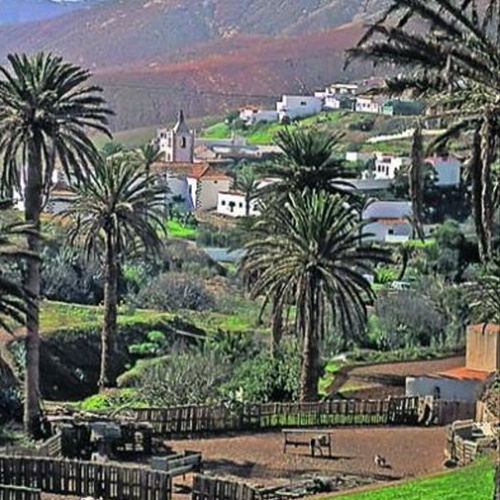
331;459;495;500
39;299;262;336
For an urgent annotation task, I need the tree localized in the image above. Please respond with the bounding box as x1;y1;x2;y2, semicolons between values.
409;123;426;241
136;143;162;177
101;142;124;158
257;127;352;202
0;220;36;332
63;156;165;389
0;52;111;436
233;166;259;217
347;0;500;261
469;256;500;324
240;191;387;401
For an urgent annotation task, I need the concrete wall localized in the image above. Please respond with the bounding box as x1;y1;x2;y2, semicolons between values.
217;192;260;217
431;157;461;186
466;325;500;372
277;96;322;121
406;376;484;403
363;221;412;243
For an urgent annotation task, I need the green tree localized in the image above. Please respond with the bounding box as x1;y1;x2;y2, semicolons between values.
101;142;123;158
469;256;500;324
0;52;111;435
258;127;351;202
63;156;165;388
347;0;500;261
136;143;162;177
240;191;387;401
0;220;36;332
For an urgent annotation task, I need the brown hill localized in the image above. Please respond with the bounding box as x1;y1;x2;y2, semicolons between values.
0;0;382;130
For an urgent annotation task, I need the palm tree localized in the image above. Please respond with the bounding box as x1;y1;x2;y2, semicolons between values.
0;220;36;332
240;191;387;401
347;0;500;261
136;143;162;177
0;52;112;435
409;123;426;241
62;156;165;388
257;127;352;202
469;256;500;324
233;166;259;217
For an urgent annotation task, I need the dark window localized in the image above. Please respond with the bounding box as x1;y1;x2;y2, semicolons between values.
388;228;394;235
214;180;218;184
181;137;187;148
239;202;243;208
221;200;226;206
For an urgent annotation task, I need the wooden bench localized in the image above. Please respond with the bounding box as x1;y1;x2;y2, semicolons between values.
282;429;333;458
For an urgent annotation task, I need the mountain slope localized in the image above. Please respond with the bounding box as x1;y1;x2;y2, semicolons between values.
0;0;383;130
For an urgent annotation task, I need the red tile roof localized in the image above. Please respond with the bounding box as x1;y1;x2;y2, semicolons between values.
188;165;231;181
435;367;492;381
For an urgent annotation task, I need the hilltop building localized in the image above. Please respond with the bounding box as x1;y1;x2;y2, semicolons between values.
156;110;195;163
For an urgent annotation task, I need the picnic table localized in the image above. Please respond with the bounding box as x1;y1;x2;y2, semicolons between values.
282;428;334;458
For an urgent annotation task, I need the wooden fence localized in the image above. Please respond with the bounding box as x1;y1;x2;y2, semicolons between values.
133;397;420;437
0;455;171;500
436;400;477;425
0;485;41;500
192;475;276;500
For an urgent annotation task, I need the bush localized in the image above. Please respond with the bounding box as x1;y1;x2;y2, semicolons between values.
132;272;215;311
221;341;300;403
132;349;231;406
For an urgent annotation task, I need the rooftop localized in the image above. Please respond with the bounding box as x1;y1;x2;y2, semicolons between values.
434;367;493;382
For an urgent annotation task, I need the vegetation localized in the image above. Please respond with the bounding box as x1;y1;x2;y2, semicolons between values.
0;52;111;436
332;459;494;500
63;156;165;388
348;0;500;261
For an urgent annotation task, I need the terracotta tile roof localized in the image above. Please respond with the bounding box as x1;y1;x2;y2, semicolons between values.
435;367;493;381
151;161;206;172
188;165;231;181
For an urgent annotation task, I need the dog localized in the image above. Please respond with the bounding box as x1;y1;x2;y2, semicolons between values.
374;454;389;468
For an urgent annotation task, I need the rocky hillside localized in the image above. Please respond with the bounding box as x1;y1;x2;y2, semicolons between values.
0;0;387;130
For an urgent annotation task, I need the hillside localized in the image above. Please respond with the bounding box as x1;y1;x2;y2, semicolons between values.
0;0;387;130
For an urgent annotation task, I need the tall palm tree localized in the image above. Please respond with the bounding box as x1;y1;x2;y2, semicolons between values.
347;0;500;261
0;220;36;332
0;52;112;435
469;256;500;324
257;127;352;202
62;156;165;388
409;123;426;241
240;191;387;401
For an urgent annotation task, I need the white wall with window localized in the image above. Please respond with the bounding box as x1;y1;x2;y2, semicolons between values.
217;191;260;217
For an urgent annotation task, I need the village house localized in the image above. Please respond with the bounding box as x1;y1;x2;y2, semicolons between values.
187;164;232;212
355;94;388;114
381;99;425;116
406;324;498;403
276;95;323;122
373;153;409;180
217;190;260;217
426;154;462;187
362;200;413;243
239;106;278;125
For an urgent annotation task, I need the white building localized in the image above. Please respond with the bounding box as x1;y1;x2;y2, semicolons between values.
355;95;387;114
239;107;278;125
362;201;413;243
156;110;195;163
276;95;323;122
217;190;260;217
426;154;462;187
345;151;374;163
187;165;232;212
373;153;409;180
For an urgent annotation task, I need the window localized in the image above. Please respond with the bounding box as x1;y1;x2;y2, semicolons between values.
214;180;218;184
388;228;394;235
221;200;226;206
181;137;187;148
239;202;243;208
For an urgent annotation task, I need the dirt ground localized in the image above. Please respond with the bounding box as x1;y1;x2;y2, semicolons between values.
170;426;448;489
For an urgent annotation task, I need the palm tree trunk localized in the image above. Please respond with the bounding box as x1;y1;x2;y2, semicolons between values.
270;297;283;357
299;291;319;402
24;135;43;438
100;230;118;389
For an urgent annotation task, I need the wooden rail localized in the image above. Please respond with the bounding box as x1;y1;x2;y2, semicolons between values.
0;485;41;500
192;475;275;500
133;397;420;437
0;455;171;500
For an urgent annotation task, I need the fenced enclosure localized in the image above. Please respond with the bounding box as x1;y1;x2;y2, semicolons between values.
0;455;171;500
192;475;274;500
132;397;421;437
0;485;41;500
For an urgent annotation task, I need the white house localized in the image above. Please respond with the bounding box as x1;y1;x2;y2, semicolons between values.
362;201;413;243
187;165;232;212
217;190;260;217
406;324;497;403
276;95;323;122
239;107;278;125
373;153;409;180
355;95;387;114
345;151;374;163
426;154;462;187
